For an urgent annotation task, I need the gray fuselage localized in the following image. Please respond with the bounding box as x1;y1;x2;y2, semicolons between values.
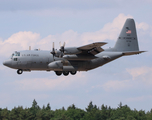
3;49;123;72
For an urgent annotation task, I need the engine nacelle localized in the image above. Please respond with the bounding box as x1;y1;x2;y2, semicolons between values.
64;47;82;55
48;61;77;71
48;61;63;71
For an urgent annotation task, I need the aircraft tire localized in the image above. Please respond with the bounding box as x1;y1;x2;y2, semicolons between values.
17;69;23;74
63;71;69;76
70;71;77;75
55;71;62;76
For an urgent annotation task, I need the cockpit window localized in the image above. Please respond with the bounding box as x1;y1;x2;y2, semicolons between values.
10;52;20;59
14;52;20;56
14;58;18;61
10;53;14;59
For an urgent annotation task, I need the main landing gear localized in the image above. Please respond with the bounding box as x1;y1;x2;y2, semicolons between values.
55;71;77;76
55;71;62;76
17;69;23;74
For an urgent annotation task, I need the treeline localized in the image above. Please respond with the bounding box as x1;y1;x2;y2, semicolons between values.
0;99;152;120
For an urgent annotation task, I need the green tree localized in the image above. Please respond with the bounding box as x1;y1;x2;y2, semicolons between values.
32;99;39;109
0;99;152;120
29;99;41;119
1;108;9;120
86;101;93;112
46;103;51;110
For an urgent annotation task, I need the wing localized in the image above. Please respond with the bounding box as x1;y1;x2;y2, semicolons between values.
77;42;107;55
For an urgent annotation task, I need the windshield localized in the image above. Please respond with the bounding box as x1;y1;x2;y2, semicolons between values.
10;52;20;59
14;52;20;56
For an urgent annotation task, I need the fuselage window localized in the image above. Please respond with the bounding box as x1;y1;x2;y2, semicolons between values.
14;58;18;61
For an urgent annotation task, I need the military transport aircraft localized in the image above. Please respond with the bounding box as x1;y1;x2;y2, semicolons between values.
3;19;145;76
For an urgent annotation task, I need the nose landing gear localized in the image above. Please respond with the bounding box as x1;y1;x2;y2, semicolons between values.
17;69;23;74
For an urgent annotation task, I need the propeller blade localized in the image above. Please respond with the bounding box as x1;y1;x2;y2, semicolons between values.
63;42;65;47
59;42;61;47
53;42;55;52
59;42;66;53
51;42;66;59
59;42;65;47
53;42;54;49
55;49;57;54
51;42;55;61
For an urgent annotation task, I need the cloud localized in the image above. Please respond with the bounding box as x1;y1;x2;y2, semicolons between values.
93;66;152;92
0;31;41;57
126;67;152;86
136;22;149;31
136;22;152;39
0;13;137;58
80;13;133;44
126;67;150;79
37;30;80;49
5;31;40;45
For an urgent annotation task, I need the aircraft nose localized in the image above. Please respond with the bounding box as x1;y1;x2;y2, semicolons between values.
3;61;6;66
3;60;12;67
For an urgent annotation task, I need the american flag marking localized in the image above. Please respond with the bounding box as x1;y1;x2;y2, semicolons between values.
126;30;131;34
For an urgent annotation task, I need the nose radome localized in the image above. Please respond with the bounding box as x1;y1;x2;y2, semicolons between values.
3;60;11;67
3;61;6;66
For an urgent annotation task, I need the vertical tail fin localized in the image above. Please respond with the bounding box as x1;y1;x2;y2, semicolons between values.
114;18;139;51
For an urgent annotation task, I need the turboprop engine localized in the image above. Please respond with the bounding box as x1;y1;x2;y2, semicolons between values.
48;61;63;71
48;61;77;71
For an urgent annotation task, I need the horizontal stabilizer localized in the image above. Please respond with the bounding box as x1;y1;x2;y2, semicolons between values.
123;51;146;56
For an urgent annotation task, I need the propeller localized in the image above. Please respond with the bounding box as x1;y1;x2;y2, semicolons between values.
59;42;65;52
51;42;66;59
51;42;56;60
59;42;65;58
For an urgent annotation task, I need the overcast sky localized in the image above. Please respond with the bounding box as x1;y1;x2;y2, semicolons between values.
0;0;152;111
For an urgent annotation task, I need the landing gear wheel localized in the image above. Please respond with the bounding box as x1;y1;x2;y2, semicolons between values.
63;71;69;76
17;69;23;74
70;71;77;75
55;71;62;76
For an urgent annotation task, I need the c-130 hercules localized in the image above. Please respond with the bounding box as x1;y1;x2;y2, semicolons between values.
3;19;145;76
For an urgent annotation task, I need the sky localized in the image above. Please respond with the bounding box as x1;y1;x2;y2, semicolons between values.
0;0;152;111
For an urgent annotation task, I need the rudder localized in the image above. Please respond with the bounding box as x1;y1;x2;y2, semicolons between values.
114;18;139;51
